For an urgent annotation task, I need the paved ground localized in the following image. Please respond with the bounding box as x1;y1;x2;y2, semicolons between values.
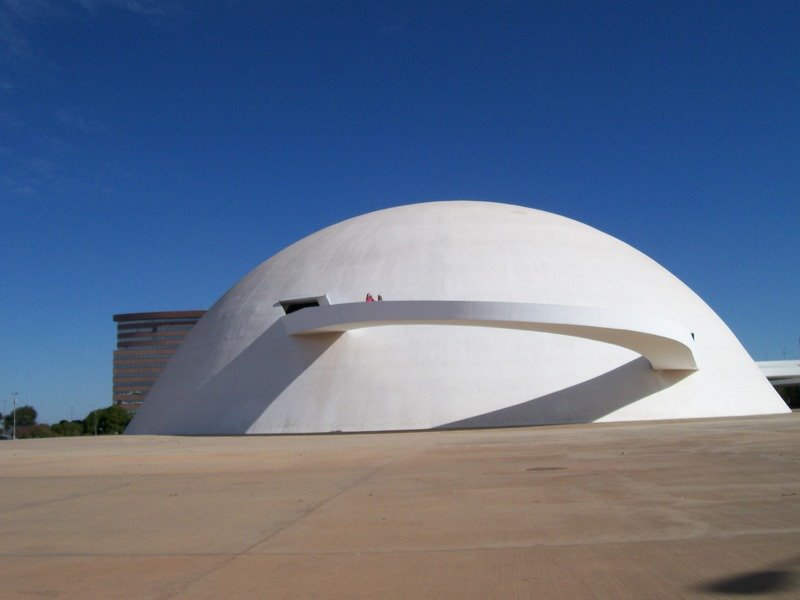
0;413;798;599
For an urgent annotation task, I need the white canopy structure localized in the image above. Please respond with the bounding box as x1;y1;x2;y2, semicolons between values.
127;201;788;435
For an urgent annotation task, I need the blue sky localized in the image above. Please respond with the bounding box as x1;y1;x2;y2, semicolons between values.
1;1;798;424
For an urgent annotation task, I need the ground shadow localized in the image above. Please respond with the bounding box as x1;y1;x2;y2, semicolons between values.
694;555;800;595
438;357;694;429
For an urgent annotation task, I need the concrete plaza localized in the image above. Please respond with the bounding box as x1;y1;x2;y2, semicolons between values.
1;413;798;598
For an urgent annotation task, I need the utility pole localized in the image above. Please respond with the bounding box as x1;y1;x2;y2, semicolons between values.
11;392;18;440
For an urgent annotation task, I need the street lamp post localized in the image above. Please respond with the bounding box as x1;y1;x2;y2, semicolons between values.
11;392;18;440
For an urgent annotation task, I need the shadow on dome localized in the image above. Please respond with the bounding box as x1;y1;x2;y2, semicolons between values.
438;357;694;429
187;319;343;434
179;326;694;434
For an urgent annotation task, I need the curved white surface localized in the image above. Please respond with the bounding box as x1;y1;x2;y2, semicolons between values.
286;301;698;371
127;201;788;435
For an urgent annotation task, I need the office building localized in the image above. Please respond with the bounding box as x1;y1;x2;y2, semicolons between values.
113;310;205;412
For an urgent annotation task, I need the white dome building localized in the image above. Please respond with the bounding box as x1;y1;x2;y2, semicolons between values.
126;201;788;435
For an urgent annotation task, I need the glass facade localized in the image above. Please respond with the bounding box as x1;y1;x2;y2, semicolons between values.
112;310;206;412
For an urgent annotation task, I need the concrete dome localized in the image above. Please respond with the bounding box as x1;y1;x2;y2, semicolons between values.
127;201;788;434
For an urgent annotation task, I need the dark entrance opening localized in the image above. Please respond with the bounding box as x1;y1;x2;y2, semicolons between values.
277;295;329;315
281;299;320;314
776;384;800;409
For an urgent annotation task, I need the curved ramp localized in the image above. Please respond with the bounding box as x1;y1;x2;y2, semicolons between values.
284;301;698;371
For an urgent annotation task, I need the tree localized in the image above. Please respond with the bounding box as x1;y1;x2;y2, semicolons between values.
19;424;56;438
84;410;101;435
99;405;132;434
12;405;37;427
83;406;132;435
51;420;84;436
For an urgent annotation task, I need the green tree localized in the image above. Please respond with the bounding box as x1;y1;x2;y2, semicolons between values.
51;420;84;436
83;406;132;435
84;410;101;435
19;424;56;438
99;405;132;434
13;405;37;427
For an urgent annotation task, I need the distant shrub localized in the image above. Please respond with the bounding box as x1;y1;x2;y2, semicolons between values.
51;420;84;437
17;424;57;439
